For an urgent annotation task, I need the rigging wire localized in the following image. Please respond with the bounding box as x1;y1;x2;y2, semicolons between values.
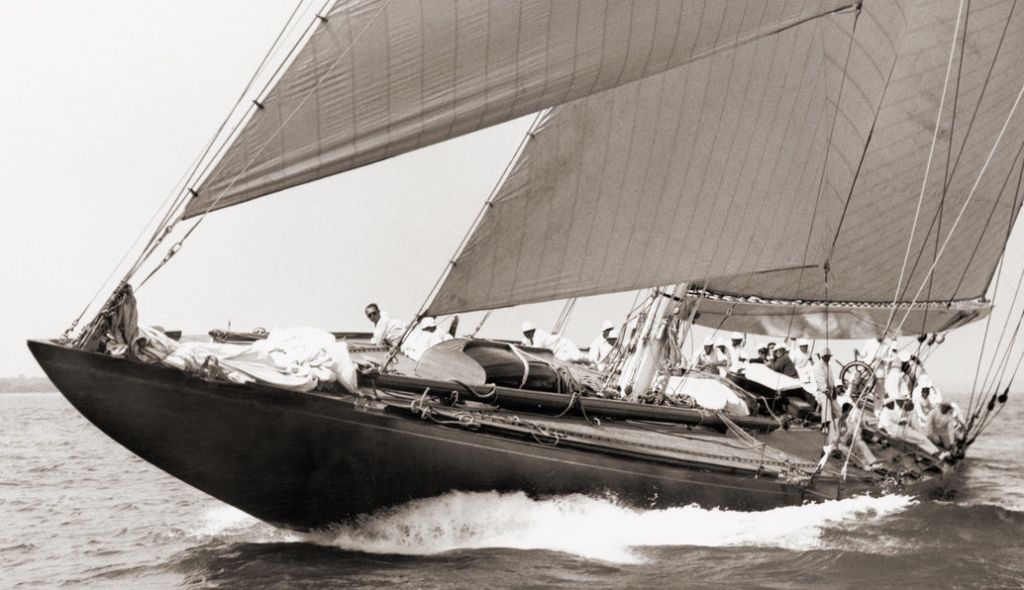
552;298;578;334
129;0;325;280
881;0;965;340
839;0;967;475
889;75;1024;339
62;0;318;337
378;109;549;365
966;143;1024;416
135;0;389;289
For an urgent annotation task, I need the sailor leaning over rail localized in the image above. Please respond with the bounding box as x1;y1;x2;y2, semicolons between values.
520;321;585;363
911;374;942;423
877;393;948;459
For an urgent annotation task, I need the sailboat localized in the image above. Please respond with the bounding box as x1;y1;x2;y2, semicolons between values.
29;0;1024;532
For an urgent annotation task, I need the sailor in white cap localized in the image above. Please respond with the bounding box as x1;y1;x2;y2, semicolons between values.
727;332;748;372
521;321;584;363
588;320;618;370
884;349;916;401
790;337;816;392
877;390;944;457
399;316;452;361
911;373;942;425
713;337;731;376
693;336;728;373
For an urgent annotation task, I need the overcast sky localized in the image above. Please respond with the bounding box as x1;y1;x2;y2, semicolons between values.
3;1;1024;396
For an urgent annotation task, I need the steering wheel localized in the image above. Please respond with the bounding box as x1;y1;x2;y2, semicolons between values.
839;360;876;402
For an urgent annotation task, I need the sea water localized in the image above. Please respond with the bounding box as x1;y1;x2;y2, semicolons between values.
2;392;1022;589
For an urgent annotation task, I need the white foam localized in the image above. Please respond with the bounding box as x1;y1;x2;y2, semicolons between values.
308;491;916;564
188;505;295;544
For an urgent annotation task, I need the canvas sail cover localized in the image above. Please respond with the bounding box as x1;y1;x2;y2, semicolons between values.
428;0;1024;338
186;0;851;218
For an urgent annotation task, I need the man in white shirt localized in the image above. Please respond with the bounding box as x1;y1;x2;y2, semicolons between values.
728;332;748;372
400;317;451;361
911;373;942;424
588;320;617;369
693;337;728;374
791;338;816;393
877;397;943;456
885;350;915;401
521;321;584;362
812;348;836;425
365;303;406;347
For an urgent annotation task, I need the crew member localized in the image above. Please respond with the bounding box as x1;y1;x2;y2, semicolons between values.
728;332;748;372
365;303;406;348
771;344;798;378
926;402;958;450
714;338;731;376
812;348;836;423
588;320;617;369
878;396;946;457
400;317;449;361
521;321;584;362
693;337;728;373
791;338;816;393
912;374;942;423
885;350;916;401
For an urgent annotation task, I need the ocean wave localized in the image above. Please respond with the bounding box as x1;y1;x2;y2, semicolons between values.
298;492;916;564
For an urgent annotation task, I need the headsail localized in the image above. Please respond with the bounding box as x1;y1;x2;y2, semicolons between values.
428;0;1024;338
185;0;853;218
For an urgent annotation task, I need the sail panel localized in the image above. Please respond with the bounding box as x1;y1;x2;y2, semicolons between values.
429;0;1024;318
186;0;853;218
430;3;871;314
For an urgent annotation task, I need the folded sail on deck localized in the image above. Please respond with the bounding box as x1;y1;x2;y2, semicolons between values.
428;0;1024;338
185;0;852;217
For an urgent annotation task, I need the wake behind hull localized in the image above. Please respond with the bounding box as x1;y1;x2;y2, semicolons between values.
30;340;884;530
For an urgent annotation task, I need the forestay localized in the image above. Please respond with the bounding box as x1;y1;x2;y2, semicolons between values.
186;0;852;217
428;0;1024;335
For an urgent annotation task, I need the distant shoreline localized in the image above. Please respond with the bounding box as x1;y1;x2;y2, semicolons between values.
0;376;57;393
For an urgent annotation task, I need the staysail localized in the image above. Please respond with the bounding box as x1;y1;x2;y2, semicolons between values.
428;0;1024;338
185;0;853;218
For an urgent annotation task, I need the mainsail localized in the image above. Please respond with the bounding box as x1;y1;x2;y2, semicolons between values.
185;0;853;217
428;0;1024;338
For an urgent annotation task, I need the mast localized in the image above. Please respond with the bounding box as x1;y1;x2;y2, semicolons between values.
620;283;688;401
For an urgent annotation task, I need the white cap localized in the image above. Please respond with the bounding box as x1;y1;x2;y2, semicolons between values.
890;342;899;351
703;336;715;346
420;317;437;329
731;332;743;341
797;338;811;348
521;321;535;332
601;320;614;332
899;350;911;363
918;374;933;387
715;337;726;347
607;328;620;339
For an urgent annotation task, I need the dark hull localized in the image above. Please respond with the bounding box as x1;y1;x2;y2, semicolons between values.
27;340;949;531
